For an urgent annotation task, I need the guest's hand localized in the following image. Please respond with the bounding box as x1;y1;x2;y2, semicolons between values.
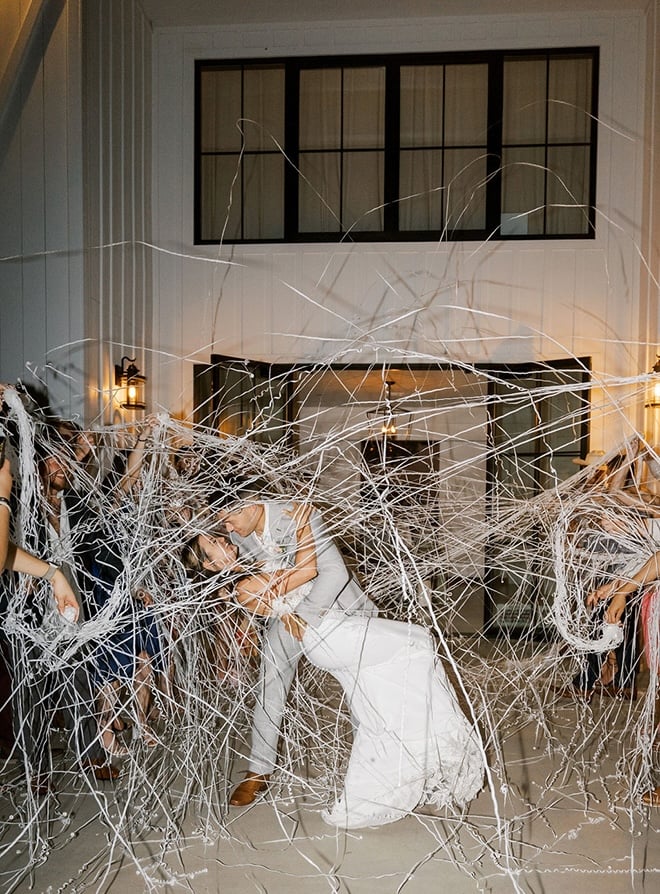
51;569;80;622
73;430;95;464
135;414;159;444
586;580;619;608
281;613;307;641
604;592;626;625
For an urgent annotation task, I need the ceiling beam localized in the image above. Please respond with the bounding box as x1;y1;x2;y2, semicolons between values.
0;0;65;150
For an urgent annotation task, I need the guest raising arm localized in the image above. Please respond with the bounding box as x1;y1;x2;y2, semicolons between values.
587;550;660;624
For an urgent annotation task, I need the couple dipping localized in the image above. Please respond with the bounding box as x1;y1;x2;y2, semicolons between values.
183;480;484;829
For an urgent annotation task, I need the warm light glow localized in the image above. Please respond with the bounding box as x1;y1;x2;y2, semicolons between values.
646;356;660;407
114;356;146;410
381;419;397;436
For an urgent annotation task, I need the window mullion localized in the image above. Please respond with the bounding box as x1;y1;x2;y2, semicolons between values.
587;48;599;235
339;67;345;233
486;56;504;238
240;66;245;241
383;62;400;235
285;62;299;240
543;55;550;235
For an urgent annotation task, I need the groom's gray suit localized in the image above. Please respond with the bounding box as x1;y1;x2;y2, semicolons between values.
229;501;377;775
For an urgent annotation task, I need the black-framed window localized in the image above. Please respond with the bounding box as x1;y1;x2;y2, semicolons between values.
195;48;598;244
483;357;592;633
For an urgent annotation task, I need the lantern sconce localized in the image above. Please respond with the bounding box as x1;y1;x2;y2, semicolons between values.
367;379;413;440
646;356;660;408
114;356;146;410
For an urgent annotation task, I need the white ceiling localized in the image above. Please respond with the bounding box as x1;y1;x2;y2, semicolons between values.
138;0;645;29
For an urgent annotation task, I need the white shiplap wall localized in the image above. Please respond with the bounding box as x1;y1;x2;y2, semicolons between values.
82;0;153;424
151;9;651;450
0;4;654;441
0;0;85;418
0;0;153;424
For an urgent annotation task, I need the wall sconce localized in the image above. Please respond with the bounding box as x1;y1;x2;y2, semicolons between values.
646;356;660;408
114;356;146;410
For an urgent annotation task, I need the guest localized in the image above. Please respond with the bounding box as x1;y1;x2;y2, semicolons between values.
0;455;117;787
588;551;660;806
564;440;659;700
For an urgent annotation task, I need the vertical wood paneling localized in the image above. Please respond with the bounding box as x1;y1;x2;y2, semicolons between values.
639;1;660;449
151;10;650;429
0;5;653;432
546;248;576;358
0;0;85;416
81;0;152;422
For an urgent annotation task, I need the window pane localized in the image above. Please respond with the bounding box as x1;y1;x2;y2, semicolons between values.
399;149;443;230
243;154;284;239
501;147;545;235
546;146;591;234
200;69;242;152
400;65;443;148
200;156;242;240
537;455;579;490
503;58;546;145
444;148;487;230
300;68;341;150
491;384;537;447
343;68;385;149
444;64;488;146
548;57;592;143
298;152;341;232
542;388;586;450
243;66;285;150
492;453;538;500
342;151;384;231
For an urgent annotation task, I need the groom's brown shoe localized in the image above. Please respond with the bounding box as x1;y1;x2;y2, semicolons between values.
229;773;270;806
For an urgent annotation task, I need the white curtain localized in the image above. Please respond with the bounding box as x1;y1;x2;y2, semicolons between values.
399;64;488;232
200;66;285;240
299;67;384;233
501;56;593;236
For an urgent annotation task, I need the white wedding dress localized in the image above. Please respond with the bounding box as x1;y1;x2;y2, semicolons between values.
275;588;485;829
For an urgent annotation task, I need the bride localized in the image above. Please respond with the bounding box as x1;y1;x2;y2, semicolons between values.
187;504;485;828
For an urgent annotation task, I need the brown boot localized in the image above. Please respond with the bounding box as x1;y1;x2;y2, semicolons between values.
229;772;270;806
642;786;660;807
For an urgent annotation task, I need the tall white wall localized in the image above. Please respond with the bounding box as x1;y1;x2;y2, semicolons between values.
0;0;85;418
641;0;660;445
0;0;153;425
151;9;650;450
82;0;153;425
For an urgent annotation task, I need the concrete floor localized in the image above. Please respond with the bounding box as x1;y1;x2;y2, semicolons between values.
1;693;659;894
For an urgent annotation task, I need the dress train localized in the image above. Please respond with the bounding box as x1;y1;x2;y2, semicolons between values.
301;612;484;829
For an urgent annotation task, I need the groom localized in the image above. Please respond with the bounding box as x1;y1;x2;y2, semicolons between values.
212;479;377;806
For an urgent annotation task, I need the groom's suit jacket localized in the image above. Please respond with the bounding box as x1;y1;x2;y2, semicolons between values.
229;501;377;627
